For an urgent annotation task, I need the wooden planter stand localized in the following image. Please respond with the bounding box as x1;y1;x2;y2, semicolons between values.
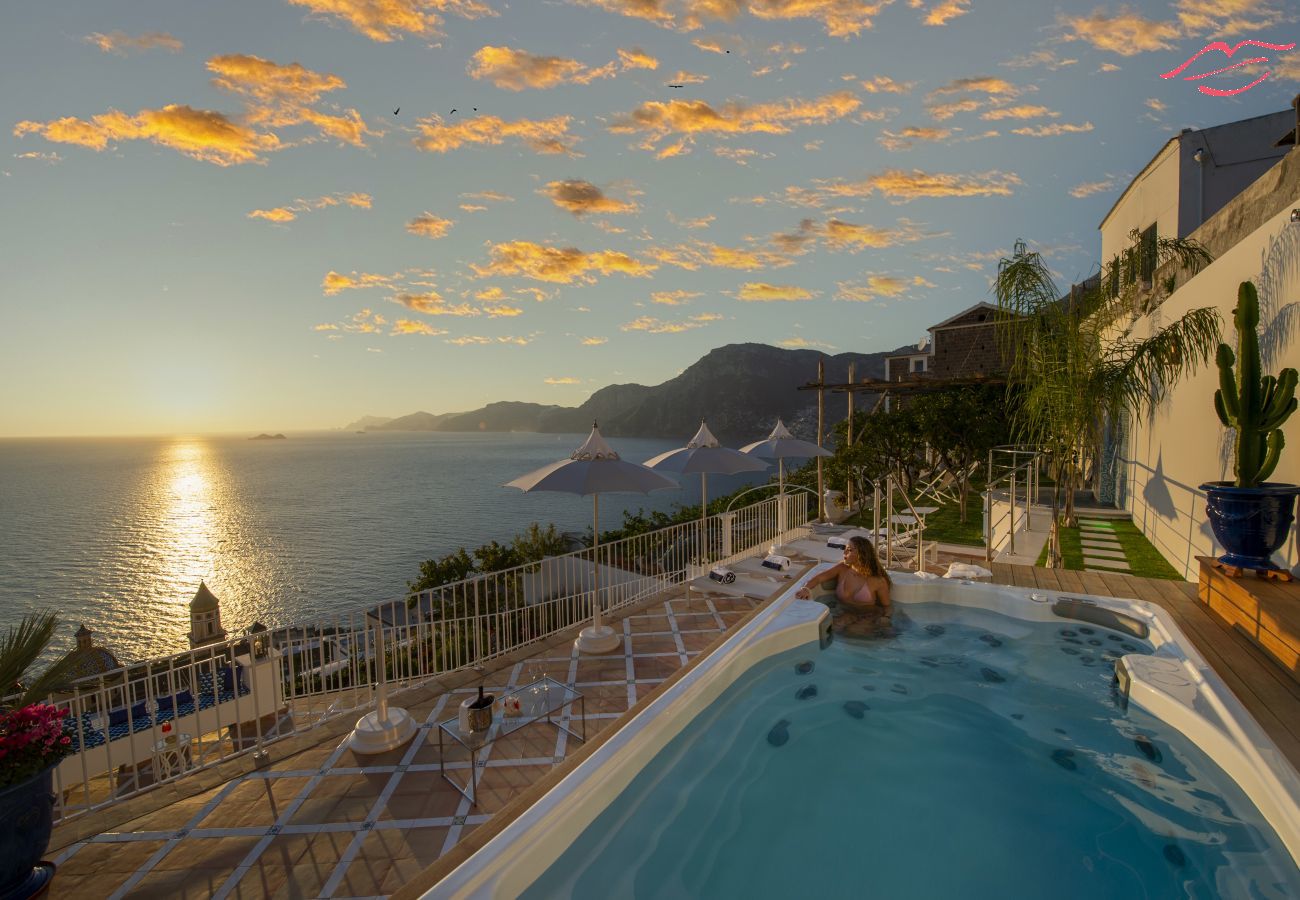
1197;556;1300;683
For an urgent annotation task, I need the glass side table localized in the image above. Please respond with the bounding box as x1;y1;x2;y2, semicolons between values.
436;676;585;806
151;733;192;780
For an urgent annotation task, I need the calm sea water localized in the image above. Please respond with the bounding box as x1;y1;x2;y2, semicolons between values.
0;432;770;662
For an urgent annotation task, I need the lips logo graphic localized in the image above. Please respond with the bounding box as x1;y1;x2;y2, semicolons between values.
1160;39;1296;96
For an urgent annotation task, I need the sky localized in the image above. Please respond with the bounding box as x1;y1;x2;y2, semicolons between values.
2;0;1298;437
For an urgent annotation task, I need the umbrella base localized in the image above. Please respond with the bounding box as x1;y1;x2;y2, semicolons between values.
349;707;417;755
574;624;622;655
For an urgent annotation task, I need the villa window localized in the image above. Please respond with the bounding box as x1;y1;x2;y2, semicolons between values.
1139;224;1157;282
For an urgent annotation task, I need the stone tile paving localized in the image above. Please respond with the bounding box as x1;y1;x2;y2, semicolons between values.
1078;518;1134;573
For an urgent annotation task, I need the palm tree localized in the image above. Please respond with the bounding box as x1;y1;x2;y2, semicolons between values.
994;233;1220;566
1;614;82;711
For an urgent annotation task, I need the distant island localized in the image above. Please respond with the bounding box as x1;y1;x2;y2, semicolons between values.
250;433;287;440
345;343;890;442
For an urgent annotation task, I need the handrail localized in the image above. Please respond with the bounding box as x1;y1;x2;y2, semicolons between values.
983;448;1042;562
24;495;808;826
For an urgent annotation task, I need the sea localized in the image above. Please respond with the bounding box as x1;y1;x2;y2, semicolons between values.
0;432;773;663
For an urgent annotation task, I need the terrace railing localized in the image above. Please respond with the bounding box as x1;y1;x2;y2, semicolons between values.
29;494;808;826
983;446;1042;561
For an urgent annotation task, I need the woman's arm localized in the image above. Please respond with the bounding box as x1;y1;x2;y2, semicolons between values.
875;578;892;610
795;563;843;598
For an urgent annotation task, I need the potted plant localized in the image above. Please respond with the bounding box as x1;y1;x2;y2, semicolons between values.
0;614;80;899
1202;281;1300;575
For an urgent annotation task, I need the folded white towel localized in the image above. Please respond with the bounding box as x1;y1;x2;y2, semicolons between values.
944;562;993;580
709;566;736;584
826;535;848;549
761;554;792;571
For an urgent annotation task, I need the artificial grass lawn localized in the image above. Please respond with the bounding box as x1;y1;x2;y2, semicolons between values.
1033;518;1183;580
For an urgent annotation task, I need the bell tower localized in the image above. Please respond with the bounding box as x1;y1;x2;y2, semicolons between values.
188;581;227;648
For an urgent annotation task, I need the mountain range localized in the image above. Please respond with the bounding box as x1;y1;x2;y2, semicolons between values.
346;343;890;441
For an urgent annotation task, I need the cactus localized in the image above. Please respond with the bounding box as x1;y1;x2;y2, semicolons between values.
1213;281;1298;487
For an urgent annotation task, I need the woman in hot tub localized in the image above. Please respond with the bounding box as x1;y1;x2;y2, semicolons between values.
795;535;892;633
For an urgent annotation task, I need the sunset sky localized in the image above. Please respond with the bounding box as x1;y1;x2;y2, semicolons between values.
3;0;1298;436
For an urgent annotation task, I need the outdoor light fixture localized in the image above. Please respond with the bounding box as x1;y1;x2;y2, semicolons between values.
1291;208;1300;223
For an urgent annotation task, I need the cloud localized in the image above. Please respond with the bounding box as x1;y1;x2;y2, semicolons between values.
580;336;608;345
1011;121;1093;137
648;241;794;271
921;0;970;26
927;98;982;121
406;212;454;238
472;240;656;283
581;0;893;38
608;91;860;154
1098;62;1121;72
414;113;579;156
285;0;496;43
651;289;702;305
1069;177;1118;198
836;274;933;300
206;54;374;147
736;282;816;301
14;104;280;165
1176;0;1288;38
248;191;372;224
249;206;298;223
877;126;952;150
545;376;581;384
859;75;914;94
393;292;483;316
982;105;1058;120
618;47;659;70
461;190;514;202
391;319;449;335
620;314;716;333
542;179;638;215
666;70;709;85
672;213;715;229
780;337;837;349
322;270;396;294
1060;8;1181;56
1002;50;1078;70
321;308;388;333
821;217;933;250
1145;97;1167;112
12;151;61;164
793;169;1022;205
84;31;183;55
927;76;1021;99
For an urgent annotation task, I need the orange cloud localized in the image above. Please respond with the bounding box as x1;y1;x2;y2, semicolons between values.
391;319;449;335
821;218;932;250
982;105;1058;120
1011;122;1093;137
84;31;183;55
666;70;709;85
472;240;656;283
580;337;608;346
648;241;794;271
621;314;713;334
249;207;298;223
1176;0;1287;38
447;336;492;345
406;212;454;238
248;191;372;224
651;289;702;305
545;376;581;384
1060;9;1181;56
542;180;638;215
609;91;860;153
1002;50;1079;70
922;0;970;25
14;105;280;165
927;76;1020;99
414;114;578;156
812;169;1022;204
877;126;952;151
468;46;589;89
617;47;659;69
836;274;933;300
780;337;837;349
322;270;396;295
285;0;496;42
206;54;374;147
927;98;982;121
736;282;816;301
859;75;914;94
587;0;893;37
1069;177;1118;198
393;292;482;316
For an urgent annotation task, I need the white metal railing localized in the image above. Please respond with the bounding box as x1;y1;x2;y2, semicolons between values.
27;495;807;826
983;447;1042;561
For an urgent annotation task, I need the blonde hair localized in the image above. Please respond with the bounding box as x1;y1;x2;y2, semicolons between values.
848;536;890;584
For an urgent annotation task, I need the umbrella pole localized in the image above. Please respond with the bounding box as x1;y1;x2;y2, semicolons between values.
777;458;786;538
576;492;622;654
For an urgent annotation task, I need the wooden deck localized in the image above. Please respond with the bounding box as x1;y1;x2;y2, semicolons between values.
992;563;1300;773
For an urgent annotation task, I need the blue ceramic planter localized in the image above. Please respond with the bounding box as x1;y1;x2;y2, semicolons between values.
0;765;57;900
1200;482;1300;572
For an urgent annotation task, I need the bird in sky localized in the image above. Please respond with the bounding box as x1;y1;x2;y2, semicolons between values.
668;84;684;89
450;109;457;115
393;107;400;115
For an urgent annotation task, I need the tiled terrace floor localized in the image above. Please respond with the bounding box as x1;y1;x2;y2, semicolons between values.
45;588;768;900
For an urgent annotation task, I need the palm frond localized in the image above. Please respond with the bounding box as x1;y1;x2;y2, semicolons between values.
1101;306;1222;418
0;613;66;708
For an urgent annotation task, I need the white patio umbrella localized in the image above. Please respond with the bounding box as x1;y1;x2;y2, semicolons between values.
740;419;833;531
643;421;769;567
506;422;678;654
